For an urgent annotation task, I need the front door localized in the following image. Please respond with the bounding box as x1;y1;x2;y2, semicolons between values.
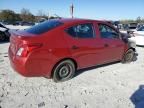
97;23;125;63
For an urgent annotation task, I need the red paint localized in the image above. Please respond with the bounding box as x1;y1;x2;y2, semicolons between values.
8;18;129;78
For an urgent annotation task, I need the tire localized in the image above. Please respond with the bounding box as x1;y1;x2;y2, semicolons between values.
0;32;6;41
122;49;135;63
52;60;75;82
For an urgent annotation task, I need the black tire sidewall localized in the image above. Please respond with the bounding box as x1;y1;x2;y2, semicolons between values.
53;60;75;82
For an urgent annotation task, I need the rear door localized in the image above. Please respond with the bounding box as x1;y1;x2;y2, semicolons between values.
64;22;104;68
97;23;125;62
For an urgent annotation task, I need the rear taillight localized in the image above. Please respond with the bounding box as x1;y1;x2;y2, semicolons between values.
16;43;42;57
17;47;25;56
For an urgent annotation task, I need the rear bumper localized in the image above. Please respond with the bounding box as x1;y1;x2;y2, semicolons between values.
8;48;52;77
9;58;29;77
8;49;29;77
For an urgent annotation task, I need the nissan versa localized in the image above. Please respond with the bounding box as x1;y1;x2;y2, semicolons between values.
8;18;136;82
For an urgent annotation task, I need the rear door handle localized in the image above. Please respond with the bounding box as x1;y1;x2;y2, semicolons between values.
104;44;109;47
72;45;79;50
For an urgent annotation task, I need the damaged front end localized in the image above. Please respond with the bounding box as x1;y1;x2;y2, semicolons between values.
121;32;136;49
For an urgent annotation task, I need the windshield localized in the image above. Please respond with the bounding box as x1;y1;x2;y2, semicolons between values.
25;20;63;34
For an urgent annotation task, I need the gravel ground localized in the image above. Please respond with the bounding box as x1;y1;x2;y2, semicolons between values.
0;43;144;108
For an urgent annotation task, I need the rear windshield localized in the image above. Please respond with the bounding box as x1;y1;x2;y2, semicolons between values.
129;27;136;29
25;20;63;34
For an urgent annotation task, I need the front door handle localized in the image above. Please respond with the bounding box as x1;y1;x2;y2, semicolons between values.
72;45;79;50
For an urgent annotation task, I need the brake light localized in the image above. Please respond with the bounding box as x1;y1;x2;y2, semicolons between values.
16;43;42;57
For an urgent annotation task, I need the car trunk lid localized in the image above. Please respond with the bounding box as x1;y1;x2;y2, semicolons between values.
9;30;38;56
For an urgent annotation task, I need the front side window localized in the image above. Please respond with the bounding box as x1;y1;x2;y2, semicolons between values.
66;23;95;38
98;24;119;39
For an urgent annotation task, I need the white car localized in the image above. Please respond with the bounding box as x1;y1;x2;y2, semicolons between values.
129;26;144;46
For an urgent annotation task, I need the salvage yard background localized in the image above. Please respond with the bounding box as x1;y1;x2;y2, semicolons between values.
1;0;144;107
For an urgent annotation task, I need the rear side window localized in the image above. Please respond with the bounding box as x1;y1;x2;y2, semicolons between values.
66;23;95;38
25;20;63;34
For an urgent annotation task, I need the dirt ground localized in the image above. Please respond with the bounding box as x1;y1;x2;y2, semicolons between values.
0;42;144;108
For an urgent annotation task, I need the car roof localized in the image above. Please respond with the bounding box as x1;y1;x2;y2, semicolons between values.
56;18;116;30
58;18;104;25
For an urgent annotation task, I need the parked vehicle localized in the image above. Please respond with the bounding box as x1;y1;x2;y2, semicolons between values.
8;18;136;82
137;24;144;30
129;26;144;46
0;23;10;41
127;23;138;34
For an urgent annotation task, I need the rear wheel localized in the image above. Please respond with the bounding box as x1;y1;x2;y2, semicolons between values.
122;49;135;63
53;60;75;82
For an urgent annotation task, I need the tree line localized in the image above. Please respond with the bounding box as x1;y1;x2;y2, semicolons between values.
120;16;144;24
0;8;56;24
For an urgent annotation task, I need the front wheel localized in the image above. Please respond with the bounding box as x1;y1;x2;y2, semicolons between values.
122;49;135;63
52;60;75;82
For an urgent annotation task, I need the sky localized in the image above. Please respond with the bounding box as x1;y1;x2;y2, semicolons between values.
0;0;143;20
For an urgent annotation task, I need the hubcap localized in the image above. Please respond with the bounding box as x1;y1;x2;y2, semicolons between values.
59;65;70;78
126;52;133;61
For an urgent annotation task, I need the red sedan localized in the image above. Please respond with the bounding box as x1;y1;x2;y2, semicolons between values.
8;18;136;82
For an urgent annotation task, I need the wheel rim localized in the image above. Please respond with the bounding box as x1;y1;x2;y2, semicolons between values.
125;51;134;61
58;63;72;80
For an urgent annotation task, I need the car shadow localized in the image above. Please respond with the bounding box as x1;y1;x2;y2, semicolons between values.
0;40;9;44
130;85;144;108
75;52;138;78
75;61;120;77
